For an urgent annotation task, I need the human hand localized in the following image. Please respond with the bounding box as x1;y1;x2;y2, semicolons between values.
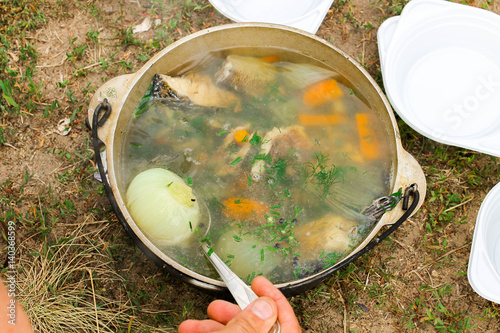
178;276;301;333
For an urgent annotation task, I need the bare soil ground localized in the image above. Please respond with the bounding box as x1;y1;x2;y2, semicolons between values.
1;0;500;332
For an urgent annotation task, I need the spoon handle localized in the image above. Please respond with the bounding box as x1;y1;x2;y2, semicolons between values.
200;242;281;332
269;322;281;333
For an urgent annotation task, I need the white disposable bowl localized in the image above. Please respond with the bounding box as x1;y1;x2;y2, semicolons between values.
378;0;500;157
208;0;334;34
468;183;500;304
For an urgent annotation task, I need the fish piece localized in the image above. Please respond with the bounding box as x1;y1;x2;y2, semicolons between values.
152;73;241;111
215;55;278;98
267;125;313;159
215;125;253;176
294;213;358;261
251;125;313;180
276;62;339;90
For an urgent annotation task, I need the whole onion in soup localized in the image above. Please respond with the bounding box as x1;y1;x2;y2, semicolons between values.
126;168;200;246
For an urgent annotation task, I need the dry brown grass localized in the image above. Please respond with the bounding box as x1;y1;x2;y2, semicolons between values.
16;217;172;333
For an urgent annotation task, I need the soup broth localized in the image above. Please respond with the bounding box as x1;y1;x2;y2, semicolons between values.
120;47;394;284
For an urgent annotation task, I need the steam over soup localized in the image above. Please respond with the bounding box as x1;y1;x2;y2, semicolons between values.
121;48;394;284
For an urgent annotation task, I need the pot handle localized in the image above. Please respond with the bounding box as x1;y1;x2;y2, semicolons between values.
87;74;133;147
378;149;426;227
279;183;420;296
340;184;420;264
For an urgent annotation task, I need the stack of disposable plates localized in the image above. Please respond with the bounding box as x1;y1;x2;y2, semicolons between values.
378;0;500;304
208;0;334;34
378;0;500;157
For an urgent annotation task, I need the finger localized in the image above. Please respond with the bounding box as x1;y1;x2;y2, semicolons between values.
251;276;302;332
178;319;225;333
207;299;241;324
220;296;277;333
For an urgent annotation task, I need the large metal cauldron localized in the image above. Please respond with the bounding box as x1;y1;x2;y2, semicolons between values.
87;23;426;296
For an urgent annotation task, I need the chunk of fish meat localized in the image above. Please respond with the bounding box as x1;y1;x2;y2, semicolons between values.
294;213;358;261
216;55;277;98
215;125;253;176
251;125;313;180
152;73;241;111
276;62;339;90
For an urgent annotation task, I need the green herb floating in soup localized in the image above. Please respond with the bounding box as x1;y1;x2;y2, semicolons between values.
121;48;394;284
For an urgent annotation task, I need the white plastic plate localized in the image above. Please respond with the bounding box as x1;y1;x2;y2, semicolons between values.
378;0;500;157
468;182;500;304
208;0;334;34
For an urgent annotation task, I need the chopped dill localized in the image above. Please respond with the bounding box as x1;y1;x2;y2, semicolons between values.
133;81;153;118
245;272;258;284
266;246;278;252
298;152;341;199
322;251;344;269
294;206;302;217
269;157;288;183
389;188;403;209
249;132;261;146
231;157;242;166
252;153;272;164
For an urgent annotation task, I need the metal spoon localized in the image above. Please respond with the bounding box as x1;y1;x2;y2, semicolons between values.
200;241;281;333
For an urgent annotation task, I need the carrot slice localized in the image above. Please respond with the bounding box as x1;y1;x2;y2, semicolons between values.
222;198;269;220
356;113;380;160
303;79;344;107
234;129;249;145
299;114;348;126
260;55;282;63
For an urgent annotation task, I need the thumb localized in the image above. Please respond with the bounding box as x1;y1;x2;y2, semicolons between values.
220;297;277;333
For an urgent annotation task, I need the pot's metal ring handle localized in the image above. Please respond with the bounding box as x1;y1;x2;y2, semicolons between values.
90;99;118;211
339;184;419;265
88;98;112;150
342;184;419;264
